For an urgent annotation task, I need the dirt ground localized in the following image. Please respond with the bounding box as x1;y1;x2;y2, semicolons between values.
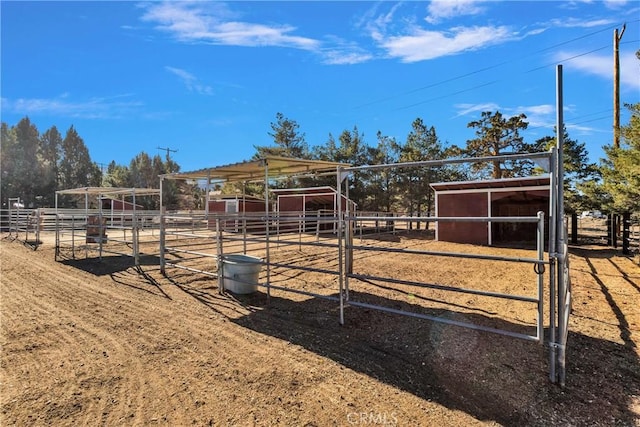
1;230;639;426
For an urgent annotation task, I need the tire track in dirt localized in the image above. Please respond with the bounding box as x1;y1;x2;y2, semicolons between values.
1;244;185;425
1;242;320;424
1;258;143;425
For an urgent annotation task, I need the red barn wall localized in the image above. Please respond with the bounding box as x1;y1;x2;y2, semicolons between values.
437;192;488;245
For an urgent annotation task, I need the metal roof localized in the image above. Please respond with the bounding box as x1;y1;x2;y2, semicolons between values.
56;187;161;196
430;175;551;192
271;186;337;195
162;156;349;182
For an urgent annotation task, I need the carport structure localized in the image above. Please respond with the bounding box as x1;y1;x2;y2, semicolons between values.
54;187;161;265
158;156;349;280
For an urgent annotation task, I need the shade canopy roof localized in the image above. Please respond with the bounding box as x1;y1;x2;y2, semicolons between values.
430;175;550;192
56;187;161;197
162;156;349;183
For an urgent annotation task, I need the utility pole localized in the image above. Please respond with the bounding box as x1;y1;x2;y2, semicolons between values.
157;146;178;161
613;24;626;148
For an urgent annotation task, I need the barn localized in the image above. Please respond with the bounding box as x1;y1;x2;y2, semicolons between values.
431;175;551;246
100;197;143;212
272;186;355;214
207;193;265;215
207;194;266;232
272;186;356;232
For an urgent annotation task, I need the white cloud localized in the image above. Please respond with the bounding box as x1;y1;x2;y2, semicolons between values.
1;94;142;119
140;2;319;50
554;49;640;91
453;102;500;118
381;25;514;62
165;66;213;95
603;0;629;9
425;0;486;24
516;104;556;129
521;105;555;116
319;36;374;65
547;17;617;28
322;50;374;65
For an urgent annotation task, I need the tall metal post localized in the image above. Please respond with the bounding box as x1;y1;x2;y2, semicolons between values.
55;193;60;259
264;160;271;302
98;191;104;261
337;166;345;325
133;190;139;266
549;151;558;381
613;25;625;148
556;64;567;385
159;177;166;274
537;211;545;343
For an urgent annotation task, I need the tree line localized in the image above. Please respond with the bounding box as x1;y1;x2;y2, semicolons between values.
2;103;638;215
0;118;182;209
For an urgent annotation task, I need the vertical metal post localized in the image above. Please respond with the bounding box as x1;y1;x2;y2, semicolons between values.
345;177;352;296
133;190;139;266
487;191;492;246
242;182;247;254
217;218;224;294
85;191;89;259
72;215;76;260
264;160;271;302
549;149;558;383
556;64;567;386
160;177;166;274
337;167;345;325
98;192;104;262
35;208;41;246
537;211;545;343
55;193;59;259
25;207;30;243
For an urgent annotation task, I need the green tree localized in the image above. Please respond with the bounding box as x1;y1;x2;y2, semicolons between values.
12;117;42;207
103;160;131;187
40;126;64;206
396;118;445;226
129;152;155;189
601;103;640;212
254;112;309;159
533;126;598;213
362;132;399;212
0;123;19;206
314;127;368;207
59;126;101;205
463;111;530;179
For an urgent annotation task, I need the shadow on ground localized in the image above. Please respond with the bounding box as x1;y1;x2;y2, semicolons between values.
110;243;639;425
61;254;171;299
221;290;638;425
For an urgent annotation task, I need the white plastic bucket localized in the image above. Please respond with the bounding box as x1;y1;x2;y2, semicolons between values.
221;254;262;294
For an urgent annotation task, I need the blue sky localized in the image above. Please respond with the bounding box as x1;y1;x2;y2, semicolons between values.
1;1;639;172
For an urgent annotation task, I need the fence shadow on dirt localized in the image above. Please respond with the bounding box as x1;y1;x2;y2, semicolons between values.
61;255;171;299
217;290;640;426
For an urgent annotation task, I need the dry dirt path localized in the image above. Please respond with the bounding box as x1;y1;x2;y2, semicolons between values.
1;238;639;426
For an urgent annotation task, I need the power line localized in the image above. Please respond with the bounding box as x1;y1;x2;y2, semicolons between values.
353;19;639;111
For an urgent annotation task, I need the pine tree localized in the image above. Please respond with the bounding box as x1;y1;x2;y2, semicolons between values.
254;112;309;159
601;103;640;212
533;126;598;213
463;111;530;179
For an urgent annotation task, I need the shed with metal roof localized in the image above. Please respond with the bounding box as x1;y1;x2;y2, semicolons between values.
430;175;551;246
